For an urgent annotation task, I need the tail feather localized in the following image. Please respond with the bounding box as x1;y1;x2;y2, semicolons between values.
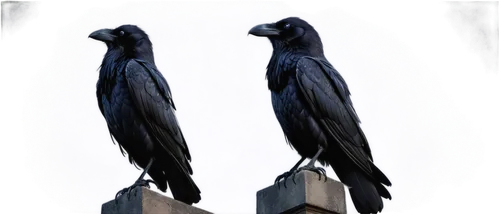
375;182;391;200
370;161;392;187
147;156;201;205
147;163;168;191
369;162;392;200
342;170;384;213
165;160;201;205
330;157;391;213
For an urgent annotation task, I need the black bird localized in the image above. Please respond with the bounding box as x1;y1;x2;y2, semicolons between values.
89;25;201;205
249;17;392;213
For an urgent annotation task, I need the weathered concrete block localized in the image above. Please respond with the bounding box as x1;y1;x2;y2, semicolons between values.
257;170;347;214
102;187;211;214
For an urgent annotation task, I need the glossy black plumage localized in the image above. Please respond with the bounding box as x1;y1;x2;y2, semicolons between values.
249;17;391;213
90;25;200;205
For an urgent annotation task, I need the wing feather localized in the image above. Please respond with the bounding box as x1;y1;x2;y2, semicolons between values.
125;59;192;173
296;56;374;176
97;79;129;157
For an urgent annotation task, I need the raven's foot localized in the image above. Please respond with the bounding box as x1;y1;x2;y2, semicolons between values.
274;170;295;189
114;179;158;202
292;165;327;183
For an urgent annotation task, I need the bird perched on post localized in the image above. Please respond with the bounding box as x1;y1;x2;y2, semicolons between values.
89;25;201;205
249;17;392;213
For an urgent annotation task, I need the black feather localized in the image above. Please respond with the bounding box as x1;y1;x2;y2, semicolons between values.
92;24;200;205
251;17;391;213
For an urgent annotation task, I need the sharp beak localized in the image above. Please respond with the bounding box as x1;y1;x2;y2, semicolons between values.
248;23;280;37
89;28;116;42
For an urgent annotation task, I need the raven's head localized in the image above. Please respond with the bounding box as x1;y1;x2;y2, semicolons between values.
89;25;154;62
249;17;324;56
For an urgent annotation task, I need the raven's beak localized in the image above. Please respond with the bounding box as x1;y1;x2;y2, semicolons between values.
248;23;280;37
89;28;116;42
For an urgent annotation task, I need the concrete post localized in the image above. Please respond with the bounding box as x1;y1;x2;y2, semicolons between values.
256;170;347;214
101;187;212;214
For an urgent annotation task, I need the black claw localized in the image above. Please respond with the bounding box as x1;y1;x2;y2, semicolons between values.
291;171;298;184
126;190;132;200
315;168;326;180
274;171;294;189
274;174;284;185
113;179;158;203
115;187;129;201
316;171;322;180
275;173;284;186
274;165;327;190
144;179;157;188
295;165;327;182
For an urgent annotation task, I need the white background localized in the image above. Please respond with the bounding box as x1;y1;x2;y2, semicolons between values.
24;1;482;213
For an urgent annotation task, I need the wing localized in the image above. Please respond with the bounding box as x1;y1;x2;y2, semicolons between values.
295;56;374;175
125;59;192;173
96;79;129;157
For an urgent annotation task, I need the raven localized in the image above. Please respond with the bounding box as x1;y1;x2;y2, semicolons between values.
249;17;392;213
89;25;201;205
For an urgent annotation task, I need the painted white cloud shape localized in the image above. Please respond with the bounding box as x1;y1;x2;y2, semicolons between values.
23;1;483;213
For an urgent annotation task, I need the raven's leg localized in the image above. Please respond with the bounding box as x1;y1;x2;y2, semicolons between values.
292;146;327;182
115;158;158;201
275;156;306;189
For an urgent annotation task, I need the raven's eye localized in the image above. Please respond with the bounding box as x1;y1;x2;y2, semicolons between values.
119;31;125;36
284;23;291;30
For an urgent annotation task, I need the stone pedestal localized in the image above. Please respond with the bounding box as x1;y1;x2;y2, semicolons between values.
102;187;211;214
257;170;347;214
